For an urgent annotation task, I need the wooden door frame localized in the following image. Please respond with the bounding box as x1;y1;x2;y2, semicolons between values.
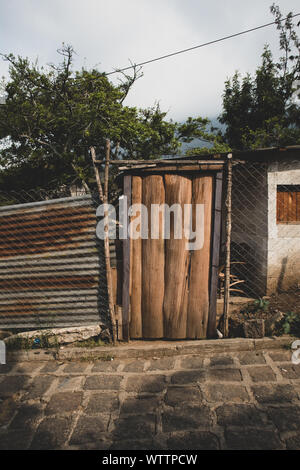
122;174;131;341
207;171;223;338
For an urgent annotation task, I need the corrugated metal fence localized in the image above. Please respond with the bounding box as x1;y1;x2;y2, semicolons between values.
0;194;108;329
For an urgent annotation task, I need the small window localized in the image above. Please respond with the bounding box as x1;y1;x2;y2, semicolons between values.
277;185;300;224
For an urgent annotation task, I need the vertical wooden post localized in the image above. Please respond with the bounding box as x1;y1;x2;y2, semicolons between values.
122;174;132;341
104;140;110;202
142;175;165;338
91;145;117;344
207;171;223;338
130;176;143;338
223;153;233;337
164;174;191;338
91;147;104;203
187;175;212;339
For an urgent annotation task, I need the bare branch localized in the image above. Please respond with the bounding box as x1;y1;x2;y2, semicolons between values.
116;61;143;104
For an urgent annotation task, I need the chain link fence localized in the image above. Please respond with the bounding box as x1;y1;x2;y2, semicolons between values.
228;159;300;319
0;184;110;330
1;158;299;335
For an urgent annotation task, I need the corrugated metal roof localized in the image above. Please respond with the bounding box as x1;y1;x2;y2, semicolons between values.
162;145;300;161
0;195;108;329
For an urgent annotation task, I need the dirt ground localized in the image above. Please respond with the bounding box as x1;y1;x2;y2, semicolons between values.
228;289;300;338
268;290;300;315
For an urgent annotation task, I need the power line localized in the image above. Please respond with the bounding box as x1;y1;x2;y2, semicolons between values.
104;13;300;76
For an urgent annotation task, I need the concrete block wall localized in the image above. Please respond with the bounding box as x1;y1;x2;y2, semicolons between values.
267;158;300;293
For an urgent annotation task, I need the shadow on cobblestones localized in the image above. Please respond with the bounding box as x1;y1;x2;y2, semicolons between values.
0;349;300;450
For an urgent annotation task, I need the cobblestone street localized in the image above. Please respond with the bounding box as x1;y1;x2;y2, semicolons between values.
1;347;300;450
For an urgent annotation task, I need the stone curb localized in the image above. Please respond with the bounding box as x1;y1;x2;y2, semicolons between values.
6;335;294;362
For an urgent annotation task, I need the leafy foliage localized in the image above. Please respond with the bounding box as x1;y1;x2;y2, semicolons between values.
0;45;211;191
1;4;299;190
219;4;300;150
241;298;270;316
282;312;300;336
183;4;300;156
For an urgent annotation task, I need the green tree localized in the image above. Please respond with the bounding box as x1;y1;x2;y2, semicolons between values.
0;45;211;192
219;4;300;150
179;117;231;156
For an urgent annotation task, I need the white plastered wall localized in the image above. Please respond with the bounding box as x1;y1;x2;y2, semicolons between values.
267;159;300;293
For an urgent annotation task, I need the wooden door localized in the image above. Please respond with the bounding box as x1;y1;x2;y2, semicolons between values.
124;171;222;340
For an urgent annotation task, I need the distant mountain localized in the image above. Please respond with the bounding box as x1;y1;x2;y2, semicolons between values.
180;117;225;152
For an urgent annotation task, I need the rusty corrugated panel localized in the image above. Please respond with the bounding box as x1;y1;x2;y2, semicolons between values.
0;195;108;329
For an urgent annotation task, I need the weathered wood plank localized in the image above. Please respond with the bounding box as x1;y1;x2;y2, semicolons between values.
290;191;297;221
163;175;192;338
95;159;225;165
186;175;213;338
277;191;284;222
120;164;224;172
130;176;143;338
142;175;165;338
297;191;300;221
207;171;223;338
122;175;132;341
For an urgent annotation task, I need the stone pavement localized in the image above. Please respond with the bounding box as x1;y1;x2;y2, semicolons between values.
0;348;300;450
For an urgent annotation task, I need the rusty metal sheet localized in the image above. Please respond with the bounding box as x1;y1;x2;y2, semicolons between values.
0;195;108;329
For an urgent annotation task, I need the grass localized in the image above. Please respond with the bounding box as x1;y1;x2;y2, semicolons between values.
72;336;110;348
6;332;111;351
77;354;115;362
6;332;59;351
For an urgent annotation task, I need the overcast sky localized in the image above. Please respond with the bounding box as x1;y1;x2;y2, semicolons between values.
0;0;299;122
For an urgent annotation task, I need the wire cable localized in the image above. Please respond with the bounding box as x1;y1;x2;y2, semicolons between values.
105;13;300;76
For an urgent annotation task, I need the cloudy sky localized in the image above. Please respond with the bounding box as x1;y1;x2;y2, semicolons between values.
0;0;299;122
